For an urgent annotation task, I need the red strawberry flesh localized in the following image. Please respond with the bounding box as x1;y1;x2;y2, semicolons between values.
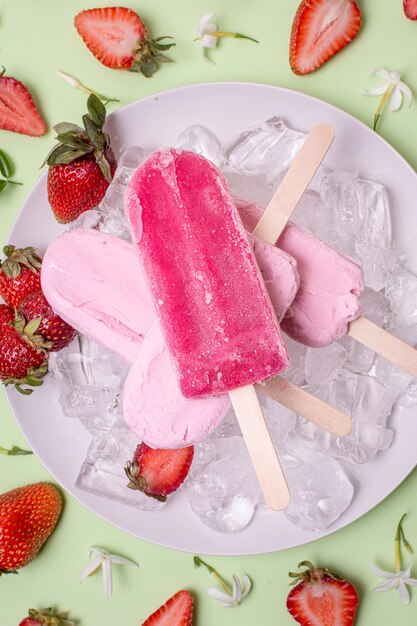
290;0;362;75
404;0;417;19
0;76;46;136
74;7;147;69
142;590;193;626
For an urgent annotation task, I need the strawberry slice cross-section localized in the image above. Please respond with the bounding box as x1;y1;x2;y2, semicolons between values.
290;0;362;75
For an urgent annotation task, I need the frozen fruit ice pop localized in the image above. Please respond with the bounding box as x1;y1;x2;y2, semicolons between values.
235;197;365;348
41;224;298;447
125;148;290;398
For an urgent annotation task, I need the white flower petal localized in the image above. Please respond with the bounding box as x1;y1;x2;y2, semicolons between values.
232;575;242;604
89;546;105;558
201;34;218;49
109;554;138;568
389;70;401;83
399;81;413;106
389;85;403;111
57;71;79;88
373;578;397;592
403;577;417;586
79;556;103;581
397;579;410;604
102;556;113;599
400;564;413;578
198;14;215;36
362;84;389;97
240;575;252;599
369;562;395;579
370;67;391;80
207;587;234;605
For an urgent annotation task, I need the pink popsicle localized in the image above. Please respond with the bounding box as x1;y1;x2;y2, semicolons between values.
125;148;290;398
235;197;364;348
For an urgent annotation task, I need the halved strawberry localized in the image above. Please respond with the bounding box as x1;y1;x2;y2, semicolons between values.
290;0;362;75
74;7;175;78
287;561;358;626
0;70;46;136
125;444;194;501
141;590;193;626
404;0;417;19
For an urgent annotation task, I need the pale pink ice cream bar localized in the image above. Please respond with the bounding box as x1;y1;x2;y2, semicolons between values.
236;198;364;348
125;148;290;398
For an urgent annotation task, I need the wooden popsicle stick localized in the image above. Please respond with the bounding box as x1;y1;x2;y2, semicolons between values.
229;385;290;511
258;377;352;437
253;123;335;245
348;316;417;378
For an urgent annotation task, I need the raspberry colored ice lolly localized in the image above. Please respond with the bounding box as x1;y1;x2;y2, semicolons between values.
126;148;291;509
125;148;290;398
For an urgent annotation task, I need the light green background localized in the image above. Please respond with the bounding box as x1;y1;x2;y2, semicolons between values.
1;0;417;623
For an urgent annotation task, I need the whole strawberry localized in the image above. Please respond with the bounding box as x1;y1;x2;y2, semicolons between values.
74;7;175;78
19;607;74;626
0;304;49;395
44;94;117;224
0;245;42;308
19;291;76;352
0;68;46;136
125;444;194;501
0;483;62;573
287;561;358;626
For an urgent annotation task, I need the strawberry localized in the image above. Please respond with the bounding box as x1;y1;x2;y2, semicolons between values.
0;69;46;136
0;304;49;395
287;561;358;626
141;590;193;626
74;7;175;78
290;0;362;75
0;483;62;573
125;444;194;501
18;608;74;626
0;245;42;309
404;0;417;19
44;94;117;223
19;291;76;352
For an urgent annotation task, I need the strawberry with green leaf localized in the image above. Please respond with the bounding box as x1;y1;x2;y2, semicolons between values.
18;608;75;626
44;94;117;224
0;245;42;309
19;291;76;352
0;304;49;395
74;7;175;78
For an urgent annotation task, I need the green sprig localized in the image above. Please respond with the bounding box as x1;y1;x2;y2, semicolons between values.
0;150;22;192
0;445;32;456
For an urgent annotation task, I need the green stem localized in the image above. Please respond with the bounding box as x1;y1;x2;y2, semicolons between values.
193;556;233;595
0;445;32;456
211;31;259;43
7;179;22;186
77;83;119;105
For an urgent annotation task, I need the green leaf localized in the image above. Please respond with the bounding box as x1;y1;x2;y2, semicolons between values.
47;144;87;166
87;94;106;130
53;122;84;135
83;114;105;150
56;132;93;152
40;143;62;168
0;179;8;192
139;59;158;78
0;150;13;178
156;54;173;64
94;150;112;183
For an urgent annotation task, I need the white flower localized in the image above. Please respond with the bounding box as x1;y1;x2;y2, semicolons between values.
79;546;138;598
207;574;252;608
362;68;413;111
197;14;218;63
369;562;417;605
57;71;81;89
57;71;119;104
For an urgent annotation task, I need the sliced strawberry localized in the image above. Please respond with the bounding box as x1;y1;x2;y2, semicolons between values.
287;561;358;626
74;7;175;77
0;73;46;136
290;0;362;75
141;590;193;626
125;444;194;501
404;0;417;19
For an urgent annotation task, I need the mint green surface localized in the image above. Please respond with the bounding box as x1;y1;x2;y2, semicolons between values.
1;0;417;623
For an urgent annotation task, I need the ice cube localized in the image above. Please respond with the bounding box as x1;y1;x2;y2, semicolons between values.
76;423;164;511
224;117;305;183
305;343;347;389
187;437;261;533
284;457;354;531
175;125;224;168
386;267;417;330
316;372;397;463
259;393;297;448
